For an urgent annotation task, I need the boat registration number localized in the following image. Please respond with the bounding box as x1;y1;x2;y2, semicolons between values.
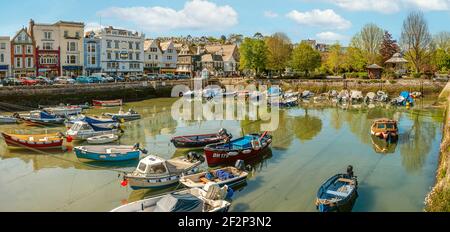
212;153;229;158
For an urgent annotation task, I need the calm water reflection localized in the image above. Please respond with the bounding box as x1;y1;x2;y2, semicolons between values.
0;97;444;211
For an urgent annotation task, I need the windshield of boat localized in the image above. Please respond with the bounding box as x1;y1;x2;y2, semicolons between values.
377;123;385;129
71;123;81;131
386;123;395;129
138;162;147;173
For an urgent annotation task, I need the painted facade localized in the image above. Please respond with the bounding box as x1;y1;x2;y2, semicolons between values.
83;32;101;75
58;21;85;76
0;36;11;78
10;28;36;77
29;20;61;77
143;39;162;74
159;41;177;74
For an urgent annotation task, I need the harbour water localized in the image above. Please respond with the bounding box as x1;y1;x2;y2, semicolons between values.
0;97;444;211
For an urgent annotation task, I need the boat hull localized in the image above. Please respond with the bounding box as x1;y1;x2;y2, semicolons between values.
1;133;63;149
66;129;121;141
92;99;123;107
74;147;140;161
171;134;227;148
125;167;200;190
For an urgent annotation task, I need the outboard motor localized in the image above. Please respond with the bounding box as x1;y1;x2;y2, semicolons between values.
346;165;354;178
218;128;228;136
187;152;204;162
235;159;245;171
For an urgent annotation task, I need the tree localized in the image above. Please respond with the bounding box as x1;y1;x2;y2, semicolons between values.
433;48;450;72
379;31;400;64
228;34;243;46
265;32;293;74
343;46;368;72
325;43;344;75
433;32;450;52
253;32;264;40
400;11;433;73
239;37;268;76
351;23;384;64
291;42;321;76
220;35;227;44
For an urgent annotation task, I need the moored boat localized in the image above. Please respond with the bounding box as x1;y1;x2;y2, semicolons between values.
74;144;146;161
110;184;231;212
1;132;64;149
43;106;82;117
21;111;65;126
87;133;119;144
0;115;18;124
180;165;248;189
104;108;141;122
170;129;232;148
316;166;358;212
370;118;398;141
66;121;123;141
123;153;203;190
204;133;272;167
92;99;123;107
65;115;120;129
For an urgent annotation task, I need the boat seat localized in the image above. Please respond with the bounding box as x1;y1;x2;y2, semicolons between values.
326;190;350;198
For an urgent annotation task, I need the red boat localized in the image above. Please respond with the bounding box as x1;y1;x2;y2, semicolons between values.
92;99;123;107
204;133;272;167
171;129;232;148
1;132;64;149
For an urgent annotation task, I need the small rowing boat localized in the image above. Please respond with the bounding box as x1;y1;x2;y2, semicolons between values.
316;166;358;212
74;144;146;161
170;129;232;148
204;132;272;167
123;153;203;190
92;99;123;107
1;132;64;149
87;134;119;144
370;118;398;142
180;166;248;189
111;184;231;212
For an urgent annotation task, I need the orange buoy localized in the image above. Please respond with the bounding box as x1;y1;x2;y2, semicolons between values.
121;179;128;187
66;136;73;143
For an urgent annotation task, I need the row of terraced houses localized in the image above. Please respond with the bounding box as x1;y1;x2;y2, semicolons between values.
0;19;240;79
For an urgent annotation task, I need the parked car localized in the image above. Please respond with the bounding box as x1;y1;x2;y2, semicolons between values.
127;76;138;82
157;74;167;80
55;76;76;85
92;73;114;82
76;76;93;84
177;74;190;80
1;77;21;86
35;76;54;85
19;77;39;86
90;76;106;83
165;74;175;80
112;76;125;82
147;74;158;81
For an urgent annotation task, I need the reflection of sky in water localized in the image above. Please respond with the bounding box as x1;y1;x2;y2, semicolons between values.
0;98;444;212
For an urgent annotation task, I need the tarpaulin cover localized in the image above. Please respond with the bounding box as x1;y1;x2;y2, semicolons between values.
153;193;203;212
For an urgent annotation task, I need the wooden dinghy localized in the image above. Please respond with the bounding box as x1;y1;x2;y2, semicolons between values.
87;134;119;144
111;185;231;212
1;132;64;149
123;153;204;190
92;99;123;107
74;144;146;161
370;118;398;141
180;166;248;189
204;133;272;167
170;129;232;148
316;166;358;212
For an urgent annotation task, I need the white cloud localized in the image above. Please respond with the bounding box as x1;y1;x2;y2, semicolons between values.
84;22;103;32
264;11;279;18
316;31;347;42
97;0;238;31
327;0;450;13
286;9;351;30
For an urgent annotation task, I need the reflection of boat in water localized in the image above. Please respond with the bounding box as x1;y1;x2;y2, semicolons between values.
316;166;358;212
370;118;398;142
371;135;397;154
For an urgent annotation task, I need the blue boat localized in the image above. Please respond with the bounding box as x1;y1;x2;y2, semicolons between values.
74;144;146;161
65;115;119;128
316;166;358;212
22;110;65;126
391;91;414;106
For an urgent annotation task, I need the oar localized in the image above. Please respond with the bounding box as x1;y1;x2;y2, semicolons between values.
259;131;268;141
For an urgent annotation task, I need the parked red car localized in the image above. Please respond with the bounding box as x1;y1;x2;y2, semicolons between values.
19;77;39;86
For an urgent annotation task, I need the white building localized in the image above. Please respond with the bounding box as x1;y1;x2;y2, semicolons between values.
0;36;11;78
95;26;145;76
144;39;162;74
159;41;177;74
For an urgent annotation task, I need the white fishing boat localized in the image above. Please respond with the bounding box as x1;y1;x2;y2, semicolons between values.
43;106;82;117
110;184;231;212
66;121;122;141
123;153;203;190
104;108;141;122
0;115;18;124
180;166;248;189
87;134;119;144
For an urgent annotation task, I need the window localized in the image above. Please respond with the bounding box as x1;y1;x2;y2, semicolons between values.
114;40;119;49
138;163;147;172
129;42;133;49
15;45;22;54
150;47;157;52
130;63;140;69
90;56;96;65
0;43;5;49
64;31;68;37
26;45;32;54
165;63;170;67
107;52;112;60
135;42;140;50
43;43;53;50
136;53;140;60
88;43;96;53
155;55;158;60
44;31;52;40
75;32;80;38
115;52;119;60
0;54;4;62
26;57;33;68
168;49;173;53
67;42;77;52
148;55;152;60
66;55;77;64
107;40;112;49
128;52;133;60
167;56;172;60
15;57;21;68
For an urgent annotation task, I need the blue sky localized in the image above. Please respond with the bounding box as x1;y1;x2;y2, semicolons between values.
1;0;449;45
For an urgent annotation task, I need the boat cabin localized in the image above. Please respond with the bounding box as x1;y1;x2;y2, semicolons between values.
136;155;170;176
372;119;397;132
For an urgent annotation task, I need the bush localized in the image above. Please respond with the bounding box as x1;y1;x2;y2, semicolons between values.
359;72;369;79
412;72;421;78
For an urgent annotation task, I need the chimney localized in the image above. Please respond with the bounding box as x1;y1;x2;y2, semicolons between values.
29;19;35;38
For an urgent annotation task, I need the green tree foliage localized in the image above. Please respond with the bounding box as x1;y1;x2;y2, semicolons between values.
324;43;344;75
400;11;433;73
265;32;293;73
343;46;368;72
239;37;268;75
291;42;321;76
351;23;384;64
380;31;400;64
433;48;450;72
